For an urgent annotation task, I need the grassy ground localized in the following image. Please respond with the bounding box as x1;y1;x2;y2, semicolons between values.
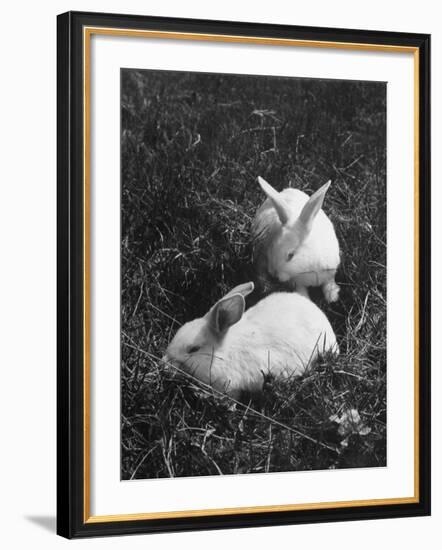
121;69;387;480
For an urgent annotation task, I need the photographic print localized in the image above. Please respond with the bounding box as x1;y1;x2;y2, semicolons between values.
121;69;387;480
57;12;430;537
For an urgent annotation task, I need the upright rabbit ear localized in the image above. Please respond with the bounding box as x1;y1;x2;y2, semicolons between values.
207;294;245;334
257;176;291;225
298;180;331;232
222;282;254;301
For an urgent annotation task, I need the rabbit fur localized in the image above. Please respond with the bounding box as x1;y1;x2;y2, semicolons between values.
252;176;340;302
163;282;338;398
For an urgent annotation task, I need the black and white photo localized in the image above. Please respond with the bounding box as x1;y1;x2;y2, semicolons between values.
57;12;430;538
121;69;387;480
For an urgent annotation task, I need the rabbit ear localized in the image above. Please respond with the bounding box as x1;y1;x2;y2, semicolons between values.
222;282;254;301
207;294;245;334
257;176;291;225
298;180;331;232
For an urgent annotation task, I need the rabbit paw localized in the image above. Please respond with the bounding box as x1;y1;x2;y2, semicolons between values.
295;285;310;299
323;280;340;303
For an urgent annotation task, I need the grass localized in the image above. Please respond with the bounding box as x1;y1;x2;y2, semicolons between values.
121;69;386;480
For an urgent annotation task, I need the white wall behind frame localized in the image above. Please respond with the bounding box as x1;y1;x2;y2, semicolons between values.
0;1;439;550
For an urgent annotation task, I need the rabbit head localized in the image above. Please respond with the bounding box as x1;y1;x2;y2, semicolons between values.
163;282;254;392
257;176;331;282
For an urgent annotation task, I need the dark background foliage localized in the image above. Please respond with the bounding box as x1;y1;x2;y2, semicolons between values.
121;69;386;480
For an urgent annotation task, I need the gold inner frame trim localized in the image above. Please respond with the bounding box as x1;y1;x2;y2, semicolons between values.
83;26;420;524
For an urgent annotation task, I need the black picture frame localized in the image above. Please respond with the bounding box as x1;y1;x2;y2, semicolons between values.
57;10;431;539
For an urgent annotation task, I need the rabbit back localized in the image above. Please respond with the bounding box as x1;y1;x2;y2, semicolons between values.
222;292;338;388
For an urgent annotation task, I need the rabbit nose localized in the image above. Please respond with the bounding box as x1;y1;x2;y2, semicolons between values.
162;354;179;374
161;354;173;372
162;354;177;368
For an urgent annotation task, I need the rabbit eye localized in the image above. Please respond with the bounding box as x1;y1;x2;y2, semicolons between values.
286;251;295;262
187;345;200;354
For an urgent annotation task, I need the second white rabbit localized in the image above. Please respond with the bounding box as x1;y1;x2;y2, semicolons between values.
252;176;341;302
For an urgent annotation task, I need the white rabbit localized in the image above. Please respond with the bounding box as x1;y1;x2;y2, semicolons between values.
163;282;338;398
252;176;340;302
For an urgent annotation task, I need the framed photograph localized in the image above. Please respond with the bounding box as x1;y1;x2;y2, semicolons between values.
57;11;431;538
